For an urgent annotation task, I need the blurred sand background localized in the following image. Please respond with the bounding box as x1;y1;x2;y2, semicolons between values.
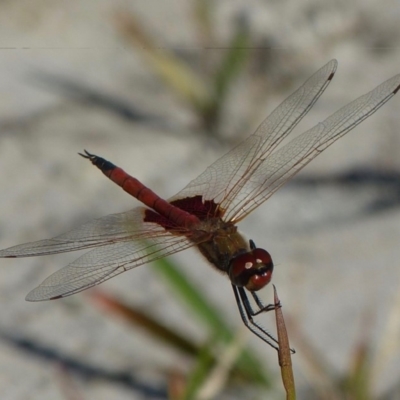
0;0;400;399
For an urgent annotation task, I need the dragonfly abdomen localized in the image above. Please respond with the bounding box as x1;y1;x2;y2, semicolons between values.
79;150;199;228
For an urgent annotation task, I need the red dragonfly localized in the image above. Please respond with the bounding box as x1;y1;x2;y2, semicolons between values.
1;60;399;350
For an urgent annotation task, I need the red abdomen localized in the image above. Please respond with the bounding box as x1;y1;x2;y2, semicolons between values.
80;151;199;228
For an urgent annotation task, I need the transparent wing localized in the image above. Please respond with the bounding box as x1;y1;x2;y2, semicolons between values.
169;59;337;209
0;207;196;301
0;207;189;257
171;62;399;223
25;231;194;301
225;73;400;222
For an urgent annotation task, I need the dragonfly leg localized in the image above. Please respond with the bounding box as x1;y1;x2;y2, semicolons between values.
250;291;278;315
232;284;280;350
232;285;295;353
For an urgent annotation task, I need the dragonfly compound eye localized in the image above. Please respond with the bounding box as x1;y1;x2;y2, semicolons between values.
229;248;273;291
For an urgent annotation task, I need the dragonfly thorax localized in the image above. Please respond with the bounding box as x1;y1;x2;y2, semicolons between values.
228;248;273;291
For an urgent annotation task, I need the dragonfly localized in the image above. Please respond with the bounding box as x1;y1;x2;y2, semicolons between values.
1;60;399;351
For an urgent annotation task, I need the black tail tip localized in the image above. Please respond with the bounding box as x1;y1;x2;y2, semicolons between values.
78;149;94;159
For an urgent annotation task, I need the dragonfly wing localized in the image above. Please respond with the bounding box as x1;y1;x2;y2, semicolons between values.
225;73;400;222
169;60;337;210
0;207;188;257
25;227;195;301
0;206;197;301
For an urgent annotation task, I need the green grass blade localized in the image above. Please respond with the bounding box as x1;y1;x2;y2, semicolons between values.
152;257;271;385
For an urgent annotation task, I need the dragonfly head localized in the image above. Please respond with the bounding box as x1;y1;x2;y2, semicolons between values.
229;241;273;291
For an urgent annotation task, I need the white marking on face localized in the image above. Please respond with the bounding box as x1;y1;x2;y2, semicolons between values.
256;259;262;264
245;262;253;269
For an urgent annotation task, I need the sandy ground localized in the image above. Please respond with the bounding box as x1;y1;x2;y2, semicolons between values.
0;0;400;399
